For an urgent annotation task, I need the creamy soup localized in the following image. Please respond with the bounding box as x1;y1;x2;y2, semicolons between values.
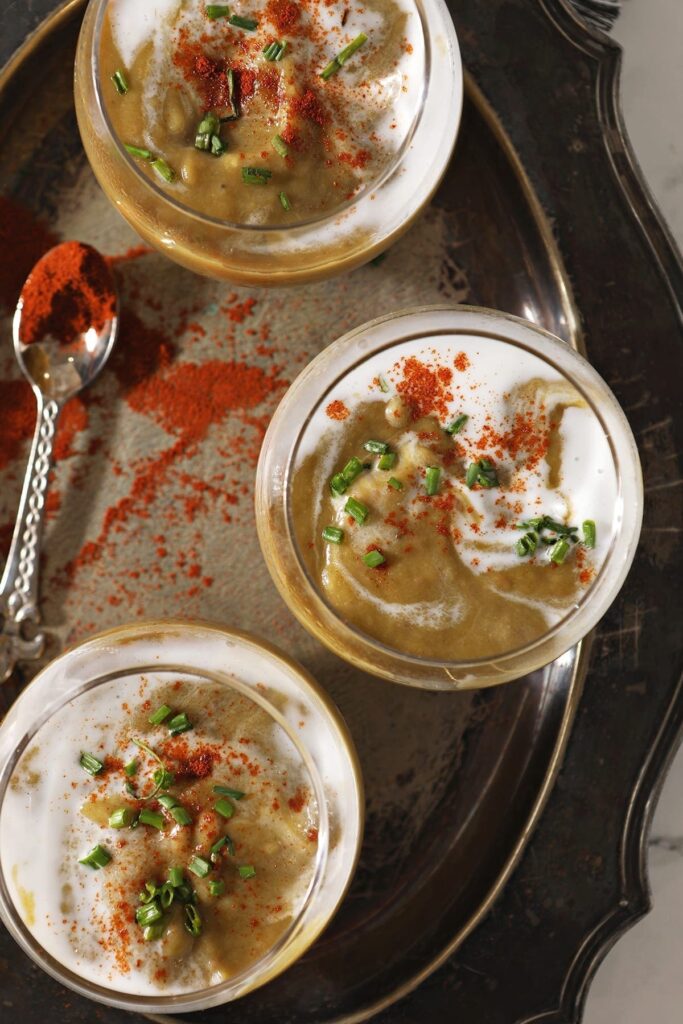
2;673;318;995
99;0;423;224
291;335;617;660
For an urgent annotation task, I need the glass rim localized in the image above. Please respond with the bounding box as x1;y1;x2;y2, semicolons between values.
0;620;363;1011
257;304;644;684
88;0;442;234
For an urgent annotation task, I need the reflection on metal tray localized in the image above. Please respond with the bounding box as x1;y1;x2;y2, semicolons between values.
0;2;682;1024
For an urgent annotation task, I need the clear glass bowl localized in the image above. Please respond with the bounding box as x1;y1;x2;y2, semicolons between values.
255;305;644;690
0;620;363;1012
73;0;462;286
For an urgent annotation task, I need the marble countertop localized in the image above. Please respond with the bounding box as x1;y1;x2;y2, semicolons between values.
583;0;683;1020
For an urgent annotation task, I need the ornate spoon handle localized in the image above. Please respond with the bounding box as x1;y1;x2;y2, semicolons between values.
0;396;61;681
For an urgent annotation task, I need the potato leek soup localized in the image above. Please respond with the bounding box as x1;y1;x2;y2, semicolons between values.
99;0;423;225
2;673;318;996
290;333;617;662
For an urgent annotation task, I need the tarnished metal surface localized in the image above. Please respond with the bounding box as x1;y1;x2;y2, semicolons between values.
0;2;681;1024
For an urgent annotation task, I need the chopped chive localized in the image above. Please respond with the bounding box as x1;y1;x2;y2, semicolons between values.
184;904;202;936
329;472;347;496
152;767;175;790
549;538;570;564
124;759;138;777
168;712;192;736
214;797;235;819
242;166;272;185
209;879;225;896
229;14;258;29
210;835;235;861
263;39;287;61
582;519;596;548
322;525;344;544
189;856;211;878
363;440;389;455
425;466;441;496
388;477;403;490
159;882;175;909
168;867;184;887
206;3;230;17
109;807;133;829
341;456;364;483
139;881;158;904
466;459;499;489
79;844;111;869
171;805;192;826
151;158;176;183
124;144;153;160
213;785;245;799
195;133;211;152
139;808;165;830
345;496;368;524
238;865;256;880
362;549;385;568
210;134;225;156
515;531;538;557
279;191;292;210
378;452;396;471
80;752;104;776
321;32;367;79
465;462;479;488
446;414;468;435
136;900;162;926
272;134;289;158
378;375;390;392
157;794;176;810
111;69;129;95
143;923;164;941
148;704;172;726
175;883;195;903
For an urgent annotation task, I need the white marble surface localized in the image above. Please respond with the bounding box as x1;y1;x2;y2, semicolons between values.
583;0;683;1021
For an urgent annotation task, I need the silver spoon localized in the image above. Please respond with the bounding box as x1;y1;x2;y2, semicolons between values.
0;242;118;682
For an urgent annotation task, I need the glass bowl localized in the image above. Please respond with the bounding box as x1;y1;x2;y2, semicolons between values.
73;0;463;286
255;305;643;690
0;620;363;1012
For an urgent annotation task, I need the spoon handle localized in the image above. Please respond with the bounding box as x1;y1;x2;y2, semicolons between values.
0;395;60;681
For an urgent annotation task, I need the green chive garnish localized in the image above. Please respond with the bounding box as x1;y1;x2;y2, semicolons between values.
341;456;364;483
206;3;230;17
378;452;396;470
143;923;164;941
582;520;596;548
139;881;159;904
210;835;235;861
214;797;235;819
148;704;172;726
388;477;403;490
159;882;175;909
210;134;225;155
184;904;202;936
151;158;175;183
515;531;538;557
263;39;287;61
362;549;385;568
321;32;367;79
465;458;499;489
168;867;184;887
229;14;258;29
213;785;245;799
109;807;133;829
172;806;193;826
124;759;138;776
136;900;162;926
124;144;153;160
189;856;211;878
330;472;347;496
139;808;164;830
238;865;256;879
446;414;468;435
425;466;441;496
549;538;570;564
345;497;368;524
168;712;192;736
79;844;111;869
242;166;272;185
272;134;289;158
279;191;292;210
152;767;175;790
363;440;389;455
209;879;225;896
111;69;129;95
80;752;104;776
322;525;344;544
